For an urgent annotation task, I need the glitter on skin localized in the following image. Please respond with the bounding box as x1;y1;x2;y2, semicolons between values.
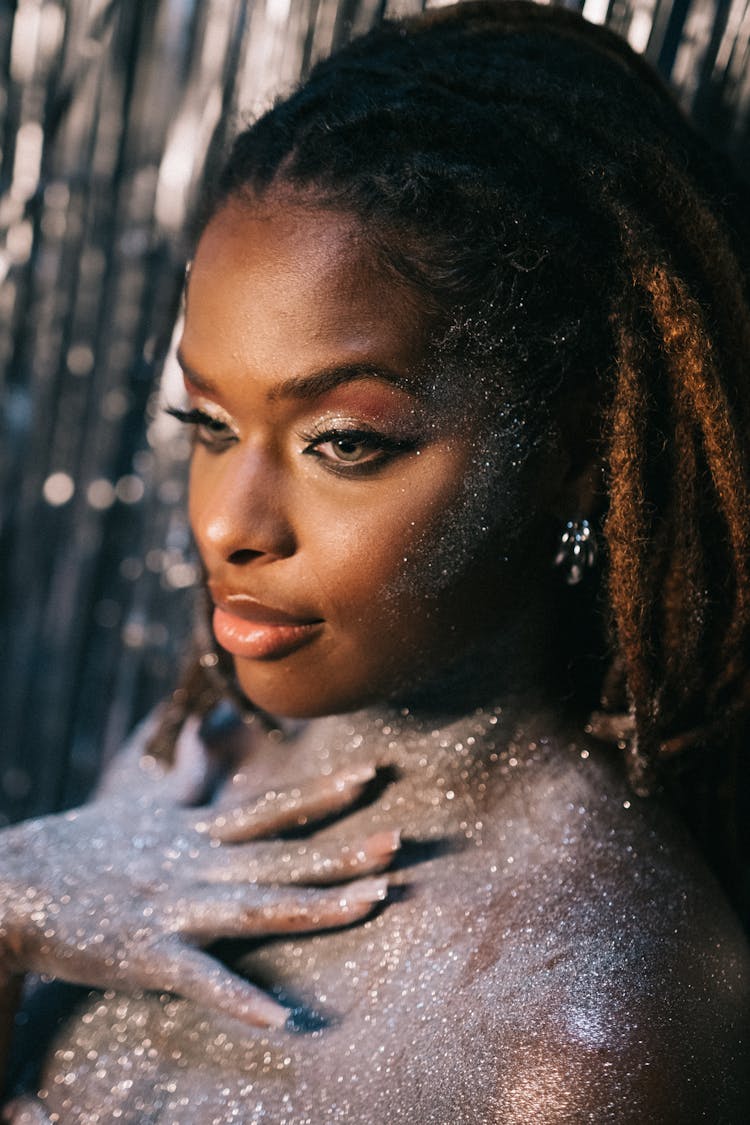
4;20;750;1122
6;705;750;1122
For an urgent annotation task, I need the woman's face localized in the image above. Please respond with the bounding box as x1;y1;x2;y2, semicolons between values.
180;195;554;718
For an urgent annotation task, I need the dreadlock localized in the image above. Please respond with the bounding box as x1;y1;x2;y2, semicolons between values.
147;0;750;890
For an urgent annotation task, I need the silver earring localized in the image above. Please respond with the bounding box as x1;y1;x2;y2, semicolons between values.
554;519;597;585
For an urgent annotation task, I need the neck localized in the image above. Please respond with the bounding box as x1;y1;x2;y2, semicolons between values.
238;677;564;809
218;599;580;792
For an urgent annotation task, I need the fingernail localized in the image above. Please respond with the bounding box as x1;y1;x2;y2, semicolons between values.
342;876;388;905
259;997;291;1029
336;765;376;789
365;829;401;859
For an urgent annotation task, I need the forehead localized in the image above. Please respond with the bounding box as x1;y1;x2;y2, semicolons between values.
183;196;430;387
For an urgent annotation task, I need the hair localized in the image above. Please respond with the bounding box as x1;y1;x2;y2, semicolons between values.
148;0;750;904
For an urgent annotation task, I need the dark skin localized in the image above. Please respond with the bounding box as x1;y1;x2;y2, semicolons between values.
182;197;561;719
8;714;749;1123
2;195;748;1122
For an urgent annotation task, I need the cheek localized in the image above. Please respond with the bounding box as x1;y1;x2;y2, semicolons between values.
188;460;213;539
187;470;201;539
362;445;525;607
308;450;493;622
188;481;219;569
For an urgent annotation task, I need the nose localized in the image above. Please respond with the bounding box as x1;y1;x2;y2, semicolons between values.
190;447;296;567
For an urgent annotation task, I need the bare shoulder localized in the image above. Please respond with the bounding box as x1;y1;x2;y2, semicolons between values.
449;741;750;1123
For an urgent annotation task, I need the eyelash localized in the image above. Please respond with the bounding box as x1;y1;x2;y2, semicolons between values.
298;425;416;475
166;406;237;449
165;406;416;474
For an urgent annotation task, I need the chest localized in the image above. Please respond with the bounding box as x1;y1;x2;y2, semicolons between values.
28;838;521;1124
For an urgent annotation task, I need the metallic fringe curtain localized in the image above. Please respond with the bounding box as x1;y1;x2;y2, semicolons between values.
1;0;749;823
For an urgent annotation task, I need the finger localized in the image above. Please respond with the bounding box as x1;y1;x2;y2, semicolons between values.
211;764;266;810
172;877;388;940
149;717;219;806
147;940;289;1028
96;715;215;807
94;710;163;798
195;766;376;842
209;717;309;809
198;830;401;885
1;1098;53;1125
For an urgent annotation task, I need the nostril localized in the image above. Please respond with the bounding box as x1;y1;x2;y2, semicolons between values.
227;548;264;565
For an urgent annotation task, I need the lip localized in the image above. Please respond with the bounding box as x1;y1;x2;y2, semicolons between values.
209;589;323;660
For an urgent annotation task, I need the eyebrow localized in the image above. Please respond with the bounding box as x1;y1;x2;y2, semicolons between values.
176;349;416;402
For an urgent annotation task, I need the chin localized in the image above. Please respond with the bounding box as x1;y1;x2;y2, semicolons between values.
231;661;378;721
227;634;455;721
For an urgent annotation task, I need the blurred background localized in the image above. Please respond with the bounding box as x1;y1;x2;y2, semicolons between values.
1;0;749;824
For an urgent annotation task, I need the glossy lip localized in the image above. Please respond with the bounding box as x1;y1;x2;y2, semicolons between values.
209;588;324;661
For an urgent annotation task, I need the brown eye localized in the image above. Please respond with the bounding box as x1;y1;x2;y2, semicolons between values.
301;426;416;472
308;429;386;465
330;436;371;462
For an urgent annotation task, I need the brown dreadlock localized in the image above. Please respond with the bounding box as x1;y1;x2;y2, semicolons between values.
146;1;750;901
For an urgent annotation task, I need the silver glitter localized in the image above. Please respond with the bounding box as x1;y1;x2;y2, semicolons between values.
5;701;747;1121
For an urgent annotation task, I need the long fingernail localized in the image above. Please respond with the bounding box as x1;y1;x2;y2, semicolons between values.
365;829;401;860
258;997;291;1029
335;765;376;790
342;876;388;905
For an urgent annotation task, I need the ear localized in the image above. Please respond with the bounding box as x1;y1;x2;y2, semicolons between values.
550;454;603;523
546;384;605;523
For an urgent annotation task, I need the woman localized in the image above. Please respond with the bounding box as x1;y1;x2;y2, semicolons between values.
2;2;750;1120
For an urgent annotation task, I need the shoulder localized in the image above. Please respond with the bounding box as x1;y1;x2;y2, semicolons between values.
451;741;750;1122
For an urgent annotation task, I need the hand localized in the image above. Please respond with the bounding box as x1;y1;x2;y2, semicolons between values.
0;720;396;1029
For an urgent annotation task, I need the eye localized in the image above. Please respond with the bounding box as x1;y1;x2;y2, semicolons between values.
301;427;415;471
317;432;381;463
165;405;236;450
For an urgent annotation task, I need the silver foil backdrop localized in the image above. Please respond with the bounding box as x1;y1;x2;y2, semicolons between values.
0;0;749;823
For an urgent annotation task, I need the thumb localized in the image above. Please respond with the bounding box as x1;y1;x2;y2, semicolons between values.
150;716;219;806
